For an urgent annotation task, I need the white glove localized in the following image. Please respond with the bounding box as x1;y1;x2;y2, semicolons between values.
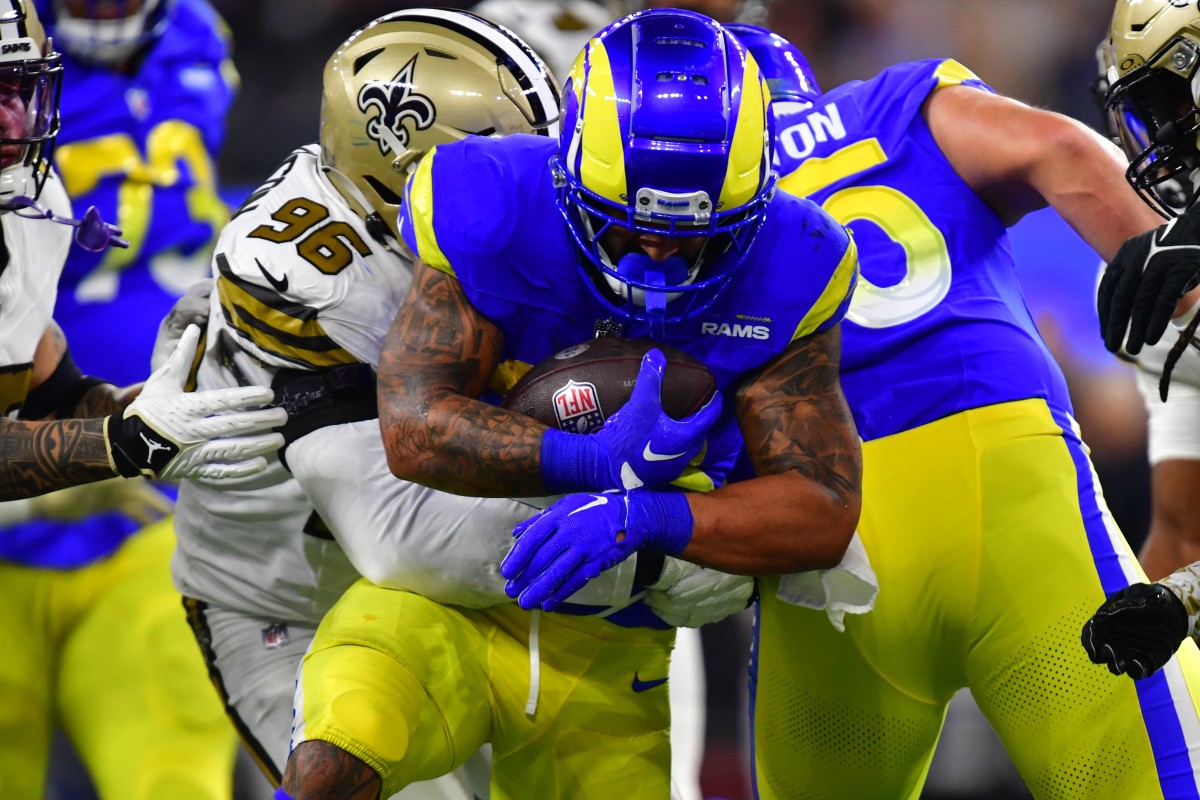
644;557;754;628
107;324;286;481
151;280;213;371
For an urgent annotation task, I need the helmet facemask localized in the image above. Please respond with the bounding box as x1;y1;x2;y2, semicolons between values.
0;5;61;207
1107;35;1200;216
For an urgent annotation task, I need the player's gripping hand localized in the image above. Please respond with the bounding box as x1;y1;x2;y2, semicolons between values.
539;349;722;493
151;280;212;371
645;558;754;628
1081;582;1189;679
501;487;693;611
1099;212;1200;355
105;325;286;481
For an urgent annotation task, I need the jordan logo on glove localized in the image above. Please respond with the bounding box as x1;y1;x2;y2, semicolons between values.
140;431;172;464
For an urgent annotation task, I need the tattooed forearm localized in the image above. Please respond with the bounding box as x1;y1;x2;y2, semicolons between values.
73;382;136;419
377;261;547;496
737;326;862;505
0;417;115;500
281;741;381;800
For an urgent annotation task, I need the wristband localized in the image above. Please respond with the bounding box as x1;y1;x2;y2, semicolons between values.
539;427;606;494
103;414;142;477
640;489;694;555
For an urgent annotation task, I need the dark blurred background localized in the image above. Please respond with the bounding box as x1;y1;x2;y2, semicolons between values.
56;2;1148;798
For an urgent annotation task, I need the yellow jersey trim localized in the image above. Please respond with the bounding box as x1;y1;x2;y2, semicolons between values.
792;234;858;341
407;148;454;276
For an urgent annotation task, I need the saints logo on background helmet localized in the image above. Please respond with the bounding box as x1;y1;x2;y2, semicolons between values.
1106;0;1200;216
0;0;62;206
357;54;437;157
319;8;561;240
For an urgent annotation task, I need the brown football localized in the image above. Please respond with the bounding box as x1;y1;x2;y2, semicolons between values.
501;338;716;434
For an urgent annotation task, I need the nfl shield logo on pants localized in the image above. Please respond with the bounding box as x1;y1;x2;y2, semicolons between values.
262;623;289;650
552;379;605;434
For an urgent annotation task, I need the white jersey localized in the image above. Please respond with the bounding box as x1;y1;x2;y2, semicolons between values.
171;145;534;623
1133;318;1200;465
0;173;72;415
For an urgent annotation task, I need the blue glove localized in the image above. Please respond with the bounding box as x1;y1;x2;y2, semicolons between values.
500;488;694;611
539;349;723;494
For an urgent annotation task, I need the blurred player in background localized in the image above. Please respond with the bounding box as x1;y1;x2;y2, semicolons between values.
469;0;615;83
1081;0;1200;685
0;1;280;798
279;9;860;799
740;20;1200;800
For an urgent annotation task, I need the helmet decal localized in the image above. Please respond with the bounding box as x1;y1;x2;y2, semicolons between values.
318;8;560;237
357;54;437;157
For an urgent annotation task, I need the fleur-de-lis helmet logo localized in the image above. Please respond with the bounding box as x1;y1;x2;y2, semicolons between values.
357;54;437;156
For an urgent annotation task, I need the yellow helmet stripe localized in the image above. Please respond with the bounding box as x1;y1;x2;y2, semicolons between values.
720;52;769;210
577;39;627;206
405;147;455;276
791;234;859;341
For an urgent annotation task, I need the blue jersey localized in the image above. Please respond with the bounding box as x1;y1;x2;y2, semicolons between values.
401;133;857;625
773;59;1074;442
0;0;234;570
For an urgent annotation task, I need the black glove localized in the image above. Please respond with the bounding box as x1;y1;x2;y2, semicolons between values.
1098;211;1200;355
1081;582;1189;679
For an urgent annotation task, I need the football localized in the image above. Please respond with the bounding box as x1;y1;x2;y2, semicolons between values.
501;338;716;434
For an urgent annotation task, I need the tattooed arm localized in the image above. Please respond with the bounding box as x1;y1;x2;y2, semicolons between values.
683;325;863;574
376;259;554;497
26;322;139;420
0;324;129;500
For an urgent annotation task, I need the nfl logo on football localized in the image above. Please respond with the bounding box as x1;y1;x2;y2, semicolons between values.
552;379;605;434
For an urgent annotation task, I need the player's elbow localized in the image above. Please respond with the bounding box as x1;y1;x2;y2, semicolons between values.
378;414;424;482
805;502;859;571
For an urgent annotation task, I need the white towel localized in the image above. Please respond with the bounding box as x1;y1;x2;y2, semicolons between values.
774;532;878;632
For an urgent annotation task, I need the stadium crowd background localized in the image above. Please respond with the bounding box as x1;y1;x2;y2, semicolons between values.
49;1;1141;798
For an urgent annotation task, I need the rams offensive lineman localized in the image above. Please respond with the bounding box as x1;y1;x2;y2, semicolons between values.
746;22;1200;800
171;10;746;800
0;2;285;798
279;9;861;799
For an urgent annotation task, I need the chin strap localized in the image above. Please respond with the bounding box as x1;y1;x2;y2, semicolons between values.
3;196;128;252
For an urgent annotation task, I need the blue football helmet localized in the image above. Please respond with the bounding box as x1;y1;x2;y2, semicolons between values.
36;0;172;64
724;23;819;106
554;8;776;330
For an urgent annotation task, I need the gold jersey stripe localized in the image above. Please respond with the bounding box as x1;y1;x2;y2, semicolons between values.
215;257;357;368
792;234;859;342
0;362;32;417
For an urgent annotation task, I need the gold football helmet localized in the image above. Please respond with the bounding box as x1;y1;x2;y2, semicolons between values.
1107;0;1200;216
319;8;560;239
